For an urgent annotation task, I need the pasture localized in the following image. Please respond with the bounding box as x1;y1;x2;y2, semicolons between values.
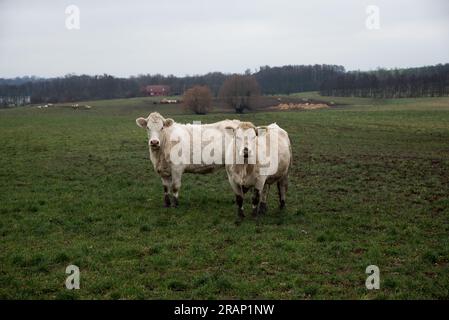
0;94;448;299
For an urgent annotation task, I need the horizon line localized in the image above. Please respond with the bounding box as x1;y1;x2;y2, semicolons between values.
1;62;448;80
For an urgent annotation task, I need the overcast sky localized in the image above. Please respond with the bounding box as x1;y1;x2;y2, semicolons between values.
0;0;448;78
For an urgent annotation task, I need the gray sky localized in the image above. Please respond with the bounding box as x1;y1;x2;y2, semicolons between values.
0;0;448;78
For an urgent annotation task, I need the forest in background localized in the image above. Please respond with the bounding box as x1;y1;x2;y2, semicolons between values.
0;63;448;105
320;64;449;98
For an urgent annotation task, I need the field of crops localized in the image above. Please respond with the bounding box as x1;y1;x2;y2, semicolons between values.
1;93;448;299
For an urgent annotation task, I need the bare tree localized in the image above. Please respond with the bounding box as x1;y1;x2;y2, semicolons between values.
183;85;213;114
219;75;261;113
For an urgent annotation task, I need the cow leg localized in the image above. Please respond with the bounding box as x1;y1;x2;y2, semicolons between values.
171;185;179;207
236;194;244;219
161;177;171;208
170;171;182;208
251;188;261;217
228;178;244;221
277;176;288;209
259;183;270;216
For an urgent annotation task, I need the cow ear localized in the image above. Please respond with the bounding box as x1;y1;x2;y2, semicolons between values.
136;117;147;128
164;118;174;127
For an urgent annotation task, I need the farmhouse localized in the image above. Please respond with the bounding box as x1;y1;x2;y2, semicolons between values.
143;85;170;96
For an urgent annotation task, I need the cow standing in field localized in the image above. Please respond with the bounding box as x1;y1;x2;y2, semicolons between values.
224;122;292;219
136;112;240;207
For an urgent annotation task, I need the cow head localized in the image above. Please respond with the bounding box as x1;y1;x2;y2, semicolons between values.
225;122;257;162
136;112;174;150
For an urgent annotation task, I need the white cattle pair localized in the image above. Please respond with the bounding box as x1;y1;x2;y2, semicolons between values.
136;112;292;218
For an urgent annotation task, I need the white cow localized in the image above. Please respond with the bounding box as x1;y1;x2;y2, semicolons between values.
136;112;241;207
224;122;292;219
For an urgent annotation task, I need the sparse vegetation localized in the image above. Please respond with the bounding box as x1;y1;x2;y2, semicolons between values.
183;86;213;115
219;75;261;113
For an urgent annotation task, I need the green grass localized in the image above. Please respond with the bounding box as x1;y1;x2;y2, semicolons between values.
290;91;449;110
1;94;448;299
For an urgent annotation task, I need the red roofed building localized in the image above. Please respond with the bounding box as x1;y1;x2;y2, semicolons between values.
143;85;170;96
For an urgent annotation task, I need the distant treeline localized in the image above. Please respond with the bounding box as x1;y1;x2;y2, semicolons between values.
0;64;345;104
1;63;448;104
320;64;449;98
256;64;345;94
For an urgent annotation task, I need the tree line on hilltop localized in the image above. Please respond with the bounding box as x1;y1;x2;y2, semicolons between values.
0;63;448;106
0;65;344;104
320;64;449;98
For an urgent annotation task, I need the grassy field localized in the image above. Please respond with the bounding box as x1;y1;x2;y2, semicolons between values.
1;93;448;299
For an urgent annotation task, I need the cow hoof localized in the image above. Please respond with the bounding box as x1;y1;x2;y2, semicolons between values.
279;200;286;210
164;195;171;208
259;202;267;215
172;198;179;208
251;207;259;217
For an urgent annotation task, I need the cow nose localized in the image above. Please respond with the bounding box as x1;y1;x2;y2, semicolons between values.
150;139;159;146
